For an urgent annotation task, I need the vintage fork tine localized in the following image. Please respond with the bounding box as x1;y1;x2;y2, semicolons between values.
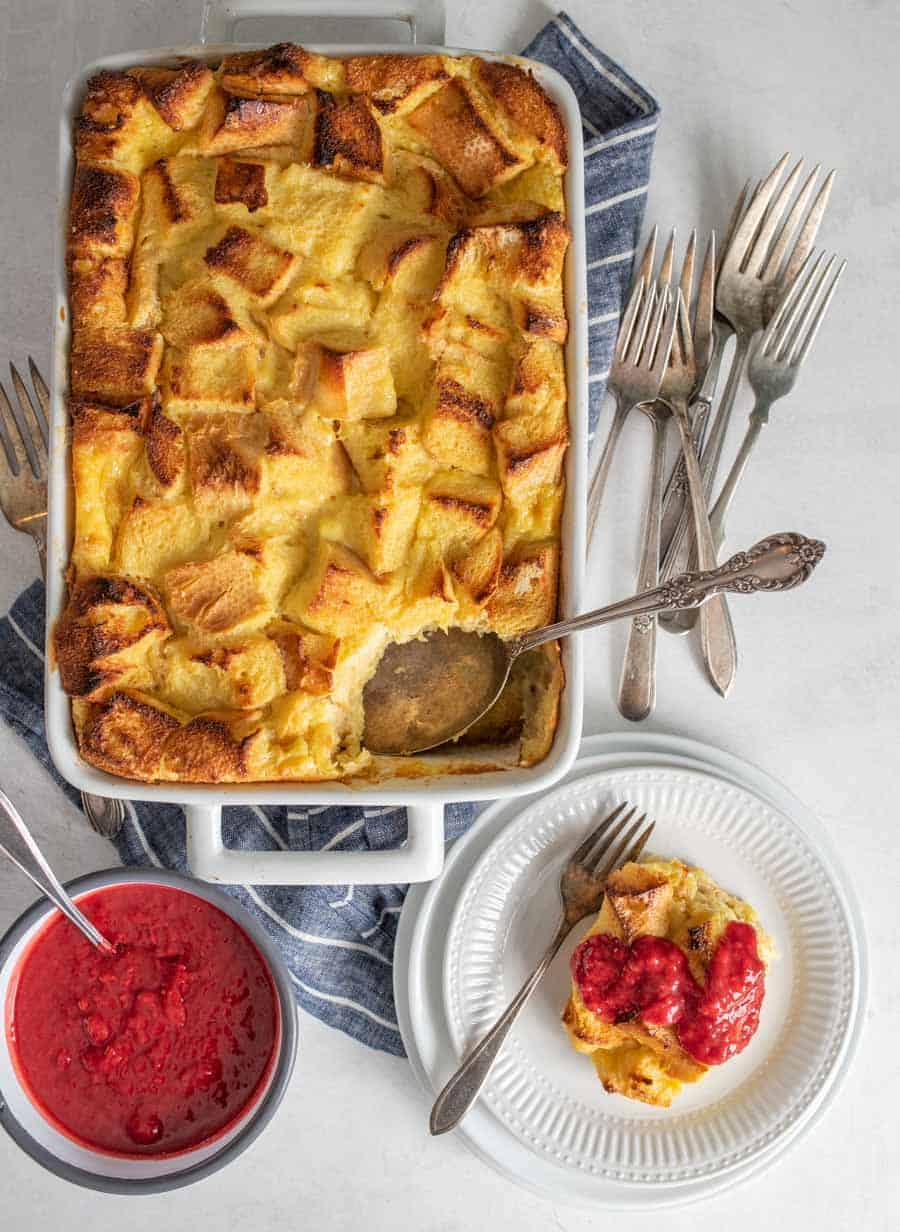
781;255;841;363
10;363;48;457
720;179;752;261
614;276;645;363
626;282;659;366
580;808;640;870
0;381;28;476
723;153;790;274
568;803;631;866
771;255;832;360
743;158;804;277
792;259;845;365
676;287;695;369
637;225;658;285
0;376;41;479
649;287;677;385
657;228;676;288
623;821;655;866
591;813;649;879
693;232;716;374
680;229;696;323
761;252;821;355
23;358;50;448
643;284;671;368
760;163;821;282
781;169;836;288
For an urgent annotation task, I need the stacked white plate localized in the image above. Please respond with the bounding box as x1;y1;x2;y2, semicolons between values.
394;733;867;1210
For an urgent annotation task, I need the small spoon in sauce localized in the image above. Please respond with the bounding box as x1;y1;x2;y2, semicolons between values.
0;788;118;957
363;531;825;755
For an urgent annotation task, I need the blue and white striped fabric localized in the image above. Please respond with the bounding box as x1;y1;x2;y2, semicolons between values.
0;14;657;1056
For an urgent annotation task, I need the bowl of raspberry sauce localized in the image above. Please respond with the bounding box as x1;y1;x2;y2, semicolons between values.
0;869;297;1193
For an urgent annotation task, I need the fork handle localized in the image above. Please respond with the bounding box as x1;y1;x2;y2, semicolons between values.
618;413;667;721
660;330;751;634
708;400;771;552
587;397;629;551
671;403;738;696
658;318;730;555
430;919;569;1135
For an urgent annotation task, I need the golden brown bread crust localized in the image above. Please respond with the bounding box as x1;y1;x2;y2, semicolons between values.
344;54;447;114
70;328;164;405
62;43;569;784
407;79;526;197
313;92;386;183
69;165;140;256
55;576;170;700
214;158;269;211
474;60;568;167
128;62;216;130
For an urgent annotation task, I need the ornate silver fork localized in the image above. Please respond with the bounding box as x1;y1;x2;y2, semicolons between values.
430;801;655;1135
660;155;835;636
586;231;677;547
708;251;845;552
618;230;715;720
0;359;125;840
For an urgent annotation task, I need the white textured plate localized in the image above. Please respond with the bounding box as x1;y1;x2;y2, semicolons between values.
395;735;867;1209
443;765;857;1187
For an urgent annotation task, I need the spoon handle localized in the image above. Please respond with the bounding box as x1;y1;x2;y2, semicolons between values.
0;788;117;956
518;531;825;653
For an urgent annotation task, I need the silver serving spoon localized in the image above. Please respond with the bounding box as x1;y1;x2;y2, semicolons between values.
0;787;118;956
363;531;825;755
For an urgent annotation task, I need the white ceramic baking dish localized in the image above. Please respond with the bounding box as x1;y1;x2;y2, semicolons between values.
44;0;588;885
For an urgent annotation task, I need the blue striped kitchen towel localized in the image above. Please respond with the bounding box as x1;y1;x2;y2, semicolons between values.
0;13;658;1056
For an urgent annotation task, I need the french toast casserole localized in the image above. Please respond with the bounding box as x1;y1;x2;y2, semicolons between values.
564;859;775;1107
55;44;571;784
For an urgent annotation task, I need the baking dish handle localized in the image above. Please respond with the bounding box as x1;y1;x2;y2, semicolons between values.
200;0;446;46
184;801;445;885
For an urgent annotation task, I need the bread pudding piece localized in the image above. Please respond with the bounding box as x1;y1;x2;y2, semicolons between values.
563;859;775;1107
59;46;570;784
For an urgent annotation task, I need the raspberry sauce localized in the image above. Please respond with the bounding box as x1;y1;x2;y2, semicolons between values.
6;884;279;1156
571;921;765;1065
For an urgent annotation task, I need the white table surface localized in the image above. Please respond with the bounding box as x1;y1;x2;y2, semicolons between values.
0;0;898;1227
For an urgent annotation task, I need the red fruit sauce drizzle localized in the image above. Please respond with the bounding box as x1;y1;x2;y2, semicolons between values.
570;920;765;1065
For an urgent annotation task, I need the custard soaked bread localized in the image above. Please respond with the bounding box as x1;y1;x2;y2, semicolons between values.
58;46;570;783
563;860;775;1107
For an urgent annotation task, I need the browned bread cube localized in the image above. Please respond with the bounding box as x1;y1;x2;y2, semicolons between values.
474;60;567;168
219;43;339;96
69;165;140;258
214;158;270;212
71;328;164;406
312;346;397;420
344;54;447;114
166;549;269;635
313;93;387;183
128;61;215;130
55;575;170;701
487;540;559;635
198;87;316;157
407;79;528;197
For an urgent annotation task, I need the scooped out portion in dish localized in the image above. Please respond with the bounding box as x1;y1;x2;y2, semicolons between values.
563;859;775;1107
56;42;573;785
